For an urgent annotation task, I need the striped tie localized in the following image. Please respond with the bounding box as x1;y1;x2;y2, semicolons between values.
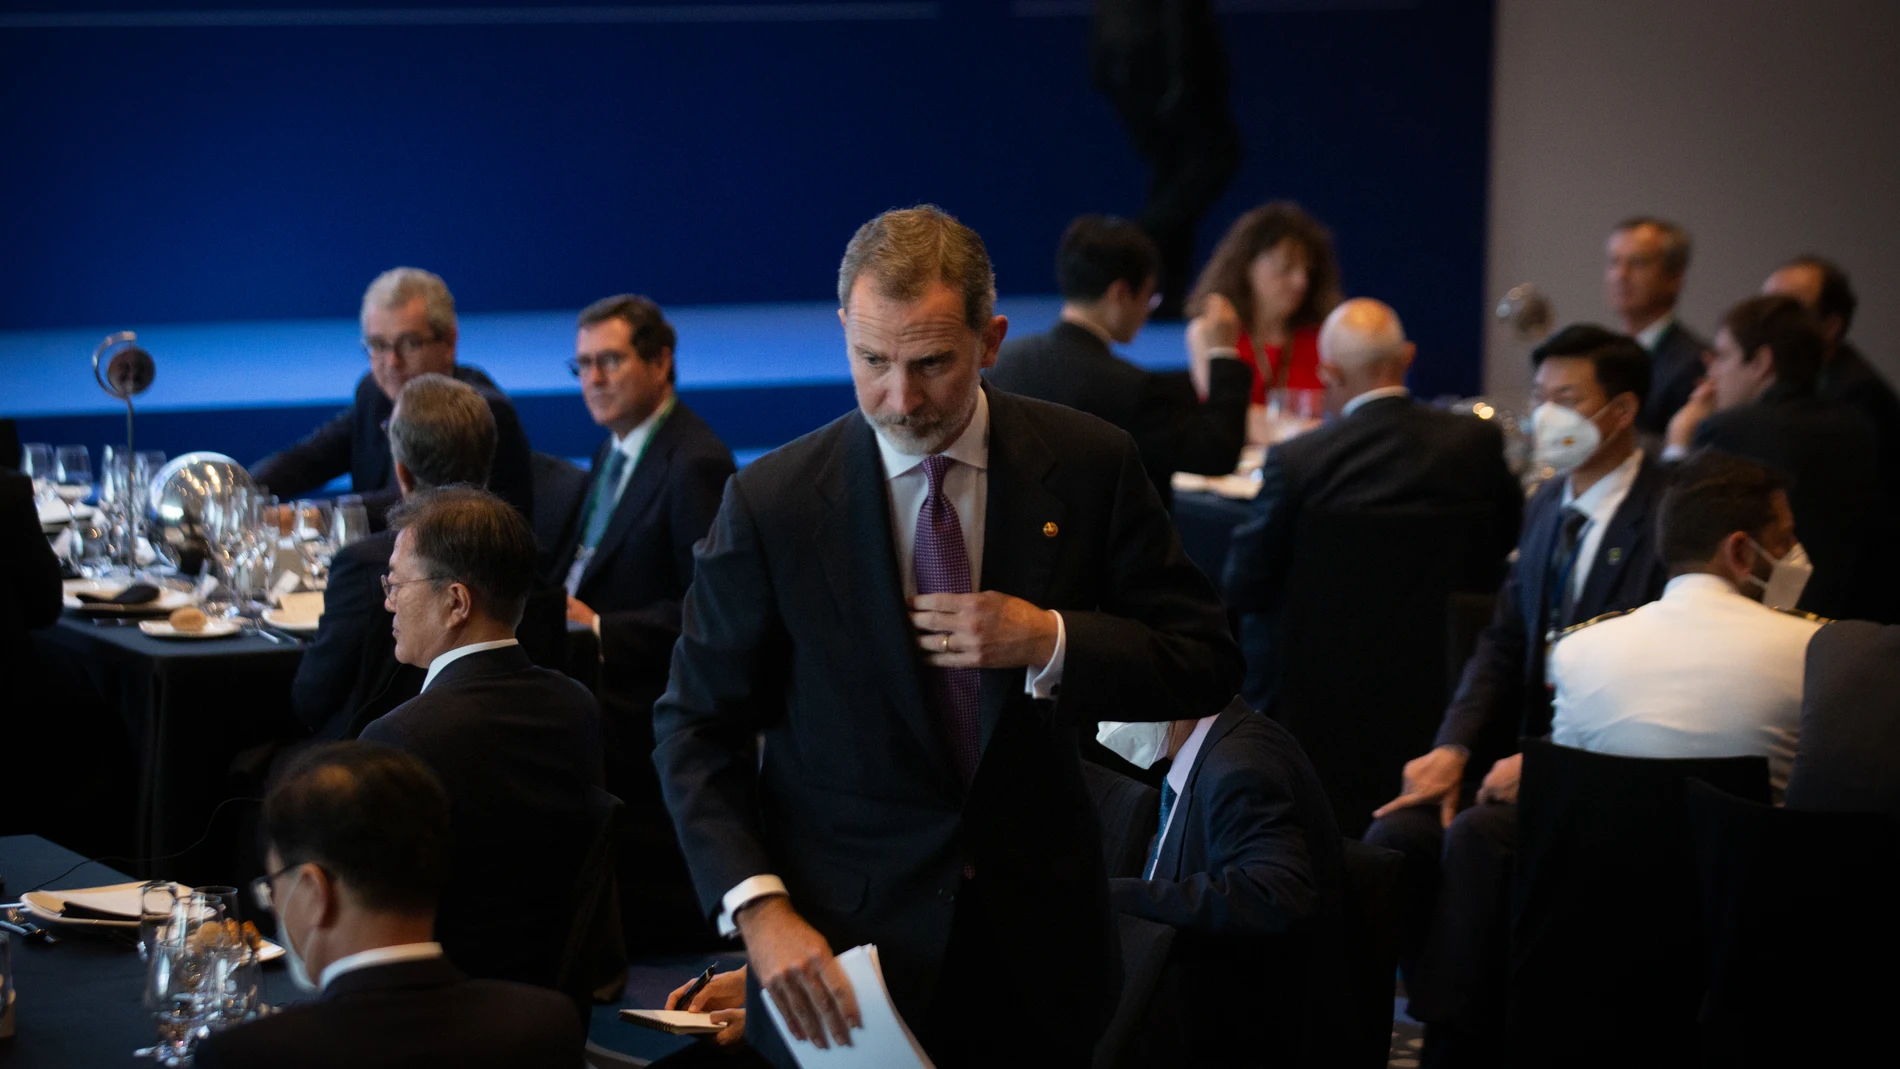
915;454;981;784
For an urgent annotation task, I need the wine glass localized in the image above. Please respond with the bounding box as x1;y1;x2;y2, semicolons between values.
141;941;202;1065
330;494;369;549
20;443;55;502
54;445;93;507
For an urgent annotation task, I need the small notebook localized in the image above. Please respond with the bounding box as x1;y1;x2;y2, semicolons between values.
618;1009;726;1036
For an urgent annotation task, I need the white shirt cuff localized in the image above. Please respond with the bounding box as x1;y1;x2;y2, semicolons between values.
1024;610;1066;699
1661;442;1691;462
716;874;788;937
1205;346;1240;360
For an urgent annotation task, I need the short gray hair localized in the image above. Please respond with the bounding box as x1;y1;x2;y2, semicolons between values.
838;205;996;329
1614;216;1692;276
362;267;458;338
388;373;495;490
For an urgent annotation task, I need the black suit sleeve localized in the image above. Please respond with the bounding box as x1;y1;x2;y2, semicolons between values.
596;451;735;672
1053;435;1246;721
1107;741;1317;935
651;476;783;912
290;545;385;735
1481;425;1525;566
251;407;354;500
4;472;62;631
1219;449;1294;612
1435;555;1529;752
1133;359;1250;477
483;392;536;522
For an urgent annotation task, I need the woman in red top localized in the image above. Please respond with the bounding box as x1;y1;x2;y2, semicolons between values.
1184;202;1343;439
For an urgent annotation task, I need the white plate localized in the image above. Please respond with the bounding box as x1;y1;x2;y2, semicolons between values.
20;882;284;961
63;580;194;615
139;618;242;640
262;608;320;633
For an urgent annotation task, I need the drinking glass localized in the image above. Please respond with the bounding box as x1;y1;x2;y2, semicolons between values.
141;941;202;1065
193;939;261;1036
54;445;93;507
1;929;15;1041
331;494;369;548
20;443;55;501
1265;388;1326;443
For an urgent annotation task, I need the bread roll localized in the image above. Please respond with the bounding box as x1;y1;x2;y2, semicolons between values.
168;606;209;633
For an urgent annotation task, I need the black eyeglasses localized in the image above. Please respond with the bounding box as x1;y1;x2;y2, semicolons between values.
380;573;441;598
567;351;633;378
251;863;308;913
362;333;441;360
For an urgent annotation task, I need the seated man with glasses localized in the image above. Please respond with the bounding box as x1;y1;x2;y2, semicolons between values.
194;741;581;1069
251;267;536;528
359;486;603;990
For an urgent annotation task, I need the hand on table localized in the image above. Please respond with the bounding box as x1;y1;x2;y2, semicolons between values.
1475;752;1523;806
909;591;1058;670
1372;745;1470;828
565;595;600;629
666;966;749;1047
1666;378;1716;450
735;896;860;1049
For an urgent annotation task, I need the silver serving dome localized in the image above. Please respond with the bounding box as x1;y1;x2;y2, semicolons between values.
147;451;256;572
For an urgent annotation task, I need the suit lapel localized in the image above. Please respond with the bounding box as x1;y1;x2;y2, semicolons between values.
579;416;679;589
1154;704;1245;881
814;414;961;789
975;389;1064;754
1520;489;1565;630
1574;456;1658;617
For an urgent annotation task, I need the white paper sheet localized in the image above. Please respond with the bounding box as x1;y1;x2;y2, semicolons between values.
760;945;935;1068
618;1009;725;1035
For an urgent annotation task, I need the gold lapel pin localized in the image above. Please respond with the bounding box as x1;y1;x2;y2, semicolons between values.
1042;521;1059;538
1608;547;1623;565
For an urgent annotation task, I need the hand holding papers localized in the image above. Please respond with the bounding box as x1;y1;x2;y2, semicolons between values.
761;945;935;1068
736;895;862;1049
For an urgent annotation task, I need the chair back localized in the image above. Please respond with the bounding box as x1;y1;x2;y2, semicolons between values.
1081;759;1162;879
1092;912;1180;1069
1277;505;1503;836
1684;780;1900;1067
1330;837;1405;1069
556;785;624;1023
1508;740;1769;1068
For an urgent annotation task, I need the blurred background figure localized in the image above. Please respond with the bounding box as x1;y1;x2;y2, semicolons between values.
1603;216;1708;436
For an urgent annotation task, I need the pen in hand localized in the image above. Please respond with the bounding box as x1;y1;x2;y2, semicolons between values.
678;964;717;1010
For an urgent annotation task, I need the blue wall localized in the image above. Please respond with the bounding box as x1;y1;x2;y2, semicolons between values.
0;0;1494;398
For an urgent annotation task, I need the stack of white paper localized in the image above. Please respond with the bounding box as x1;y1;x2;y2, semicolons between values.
760;945;935;1069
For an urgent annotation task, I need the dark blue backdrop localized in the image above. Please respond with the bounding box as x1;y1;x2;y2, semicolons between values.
0;0;1493;398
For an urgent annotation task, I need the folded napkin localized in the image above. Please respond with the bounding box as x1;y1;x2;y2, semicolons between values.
75;583;161;606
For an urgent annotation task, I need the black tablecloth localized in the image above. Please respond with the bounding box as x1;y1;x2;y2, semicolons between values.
1171;489;1254;586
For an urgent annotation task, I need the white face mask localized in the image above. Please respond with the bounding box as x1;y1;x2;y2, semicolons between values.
274;872;320;994
1531;402;1604;472
1096;721;1171;770
1744;538;1814;610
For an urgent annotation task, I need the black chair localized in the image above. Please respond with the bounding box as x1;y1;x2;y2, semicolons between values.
1334;837;1405;1069
530;449;588;568
1081;759;1162;880
1092;912;1181;1069
1271;506;1504;837
1508;740;1770;1069
1684;780;1900;1067
558;785;626;1025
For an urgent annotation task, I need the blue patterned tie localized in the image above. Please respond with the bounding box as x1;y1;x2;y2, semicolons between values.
915;454;981;784
580;449;629;550
1145;780;1178;879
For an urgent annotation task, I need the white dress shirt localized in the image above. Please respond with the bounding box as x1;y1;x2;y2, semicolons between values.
317;941;444;992
420;638;520;692
1550;572;1821;797
1559;448;1644;603
1339;385;1411;418
1146;714;1219;879
566;397;676;595
1634;313;1675;353
716;389;1068;936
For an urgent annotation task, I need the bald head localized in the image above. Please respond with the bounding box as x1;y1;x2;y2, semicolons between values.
1316;298;1414;414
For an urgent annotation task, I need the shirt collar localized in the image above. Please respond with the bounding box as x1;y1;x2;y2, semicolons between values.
1634;313;1676;352
421;638;520;692
610;393;675;457
1663;571;1748;601
1340;385;1411;418
319;942;443;993
1164;714;1220;797
1562;447;1644;521
873;386;990;481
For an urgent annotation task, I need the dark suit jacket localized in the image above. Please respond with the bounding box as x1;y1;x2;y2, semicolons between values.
1821;342;1900;498
986;321;1250;507
1696;387;1896;622
1109;699;1345;1065
1435;451;1671;757
192;956;581;1069
2;468;62;648
1639;319;1712;435
652;385;1242;1066
1786;621;1900;819
360;645;602;987
1222;394;1523;706
250;365;534;529
290;530;570;741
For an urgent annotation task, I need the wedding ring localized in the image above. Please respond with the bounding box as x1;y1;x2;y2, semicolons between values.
939;634;949;653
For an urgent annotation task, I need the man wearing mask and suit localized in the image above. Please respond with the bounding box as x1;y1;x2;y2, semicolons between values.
194;741;581;1069
652;206;1242;1069
1666;295;1894;623
551;294;736;954
1366;325;1670;1065
1098;697;1345;1067
291;374;565;742
251;267;535;528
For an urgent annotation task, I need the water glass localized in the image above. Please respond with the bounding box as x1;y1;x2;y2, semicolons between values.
21;443;55;500
142;941;202;1065
331;494;369;548
54;445;93;505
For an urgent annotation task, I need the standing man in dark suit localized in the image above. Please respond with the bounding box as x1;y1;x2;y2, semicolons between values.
1222;298;1523;710
552;294;736;954
1366;325;1670;1066
1666;294;1895;622
987;215;1249;508
1786;621;1900;819
1607;217;1710;435
251;267;535;527
194;742;582;1069
652;206;1242;1068
1102;697;1345;1067
292;374;565;741
360;487;602;990
1763;255;1900;497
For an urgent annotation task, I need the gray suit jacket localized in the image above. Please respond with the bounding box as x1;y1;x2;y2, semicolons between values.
1786;621;1900;819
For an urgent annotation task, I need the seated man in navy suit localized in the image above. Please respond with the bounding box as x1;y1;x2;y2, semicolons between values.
1100;696;1345;1067
193;741;580;1069
550;294;737;953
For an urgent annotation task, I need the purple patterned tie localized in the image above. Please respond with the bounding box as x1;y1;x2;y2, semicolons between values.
915;454;981;784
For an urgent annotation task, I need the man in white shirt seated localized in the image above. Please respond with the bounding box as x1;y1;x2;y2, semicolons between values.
1551;449;1824;797
193;741;581;1069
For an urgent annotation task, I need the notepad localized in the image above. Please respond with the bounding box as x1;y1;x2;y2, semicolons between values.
618;1009;727;1035
759;944;935;1068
